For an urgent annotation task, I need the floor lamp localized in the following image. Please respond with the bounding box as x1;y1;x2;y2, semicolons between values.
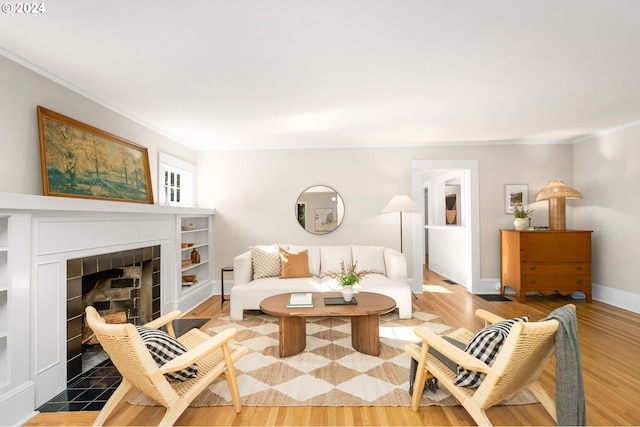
382;195;420;253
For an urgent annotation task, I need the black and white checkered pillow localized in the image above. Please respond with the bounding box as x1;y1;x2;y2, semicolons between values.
454;316;529;388
136;326;198;382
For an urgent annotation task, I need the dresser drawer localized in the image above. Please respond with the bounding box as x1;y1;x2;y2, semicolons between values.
521;263;590;275
520;232;591;262
521;275;590;288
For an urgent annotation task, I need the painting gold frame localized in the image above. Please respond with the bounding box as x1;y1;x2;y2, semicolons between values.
37;106;154;204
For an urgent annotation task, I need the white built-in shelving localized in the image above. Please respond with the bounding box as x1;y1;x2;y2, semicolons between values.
0;216;8;389
178;215;213;309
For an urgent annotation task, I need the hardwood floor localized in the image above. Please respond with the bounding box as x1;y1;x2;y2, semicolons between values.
24;268;640;426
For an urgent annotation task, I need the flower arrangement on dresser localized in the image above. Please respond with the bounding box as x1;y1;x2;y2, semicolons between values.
513;206;533;231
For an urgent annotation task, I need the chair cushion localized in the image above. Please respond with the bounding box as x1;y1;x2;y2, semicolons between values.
136;326;198;382
250;245;281;279
279;247;312;278
454;316;529;388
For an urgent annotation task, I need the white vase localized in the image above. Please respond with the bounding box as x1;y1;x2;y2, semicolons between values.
514;218;527;231
341;285;354;302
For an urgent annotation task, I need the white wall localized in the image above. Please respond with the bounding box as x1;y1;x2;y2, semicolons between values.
197;144;576;285
0;55;197;199
574;124;640;312
5;53;638;311
427;226;468;284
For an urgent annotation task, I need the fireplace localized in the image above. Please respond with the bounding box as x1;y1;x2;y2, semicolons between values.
66;245;161;381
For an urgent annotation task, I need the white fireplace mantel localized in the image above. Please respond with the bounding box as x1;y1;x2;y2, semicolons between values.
0;191;215;216
0;191;215;425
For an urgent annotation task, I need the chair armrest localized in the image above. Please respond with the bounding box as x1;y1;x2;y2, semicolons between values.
143;310;182;337
233;251;253;286
413;326;491;374
159;328;237;375
475;309;507;326
384;247;407;282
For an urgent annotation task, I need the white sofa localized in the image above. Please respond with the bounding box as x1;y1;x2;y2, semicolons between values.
230;244;413;320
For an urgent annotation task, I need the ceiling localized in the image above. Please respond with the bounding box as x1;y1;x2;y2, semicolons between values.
2;0;640;151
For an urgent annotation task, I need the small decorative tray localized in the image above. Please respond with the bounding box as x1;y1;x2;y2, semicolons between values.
324;297;358;305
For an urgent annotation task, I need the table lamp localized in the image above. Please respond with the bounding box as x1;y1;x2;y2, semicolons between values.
534;180;582;230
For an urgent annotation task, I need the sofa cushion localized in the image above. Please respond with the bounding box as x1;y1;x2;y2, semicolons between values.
250;245;281;279
288;245;321;277
279;247;312;278
320;245;352;277
351;245;386;274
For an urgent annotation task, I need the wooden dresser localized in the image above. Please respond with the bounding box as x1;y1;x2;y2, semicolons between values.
500;229;592;303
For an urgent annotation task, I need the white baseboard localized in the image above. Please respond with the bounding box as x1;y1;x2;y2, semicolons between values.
468;278;502;294
0;381;36;426
592;283;640;314
477;279;640;314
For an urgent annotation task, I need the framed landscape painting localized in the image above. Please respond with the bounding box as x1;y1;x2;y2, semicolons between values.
37;106;154;204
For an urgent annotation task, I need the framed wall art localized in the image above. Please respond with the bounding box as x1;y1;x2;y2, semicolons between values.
315;208;335;232
37;106;154;204
505;184;528;214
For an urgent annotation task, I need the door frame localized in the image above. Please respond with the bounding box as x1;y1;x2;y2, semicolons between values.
411;159;480;293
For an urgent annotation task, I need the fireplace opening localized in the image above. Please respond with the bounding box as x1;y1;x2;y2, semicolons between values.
66;246;161;381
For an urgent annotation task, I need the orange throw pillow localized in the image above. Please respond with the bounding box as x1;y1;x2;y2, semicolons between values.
279;248;311;278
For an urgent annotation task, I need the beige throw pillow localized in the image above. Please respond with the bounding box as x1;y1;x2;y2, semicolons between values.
250;245;281;279
279;248;311;278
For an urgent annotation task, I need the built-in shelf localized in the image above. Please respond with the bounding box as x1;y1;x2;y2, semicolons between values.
178;216;212;302
0;216;10;390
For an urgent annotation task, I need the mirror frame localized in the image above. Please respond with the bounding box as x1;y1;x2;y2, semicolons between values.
295;185;344;234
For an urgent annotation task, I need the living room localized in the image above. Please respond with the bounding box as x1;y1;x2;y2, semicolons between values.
1;2;640;426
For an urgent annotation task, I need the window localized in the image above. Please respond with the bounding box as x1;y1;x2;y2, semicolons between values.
158;152;196;206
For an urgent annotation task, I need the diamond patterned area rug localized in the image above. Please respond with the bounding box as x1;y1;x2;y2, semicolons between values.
128;310;538;407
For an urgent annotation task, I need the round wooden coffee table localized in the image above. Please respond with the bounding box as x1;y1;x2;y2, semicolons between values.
260;291;396;357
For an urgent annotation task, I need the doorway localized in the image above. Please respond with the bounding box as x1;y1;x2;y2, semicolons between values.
411;160;480;294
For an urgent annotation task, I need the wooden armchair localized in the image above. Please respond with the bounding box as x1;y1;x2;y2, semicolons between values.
85;306;248;426
405;306;571;426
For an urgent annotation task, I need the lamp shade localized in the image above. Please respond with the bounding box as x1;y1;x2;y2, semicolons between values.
381;195;420;213
534;180;582;201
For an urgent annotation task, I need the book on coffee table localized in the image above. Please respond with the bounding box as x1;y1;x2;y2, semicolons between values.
324;297;358;305
287;293;314;307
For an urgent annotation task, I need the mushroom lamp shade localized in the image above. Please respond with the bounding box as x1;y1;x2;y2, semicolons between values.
534;180;582;231
382;195;420;252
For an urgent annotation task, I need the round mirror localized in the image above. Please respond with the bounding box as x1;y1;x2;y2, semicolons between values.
295;185;344;234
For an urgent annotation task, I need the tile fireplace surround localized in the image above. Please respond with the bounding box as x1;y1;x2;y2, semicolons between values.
0;192;215;425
